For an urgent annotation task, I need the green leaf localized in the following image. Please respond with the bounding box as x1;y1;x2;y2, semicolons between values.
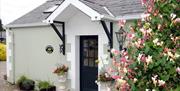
148;64;154;70
137;71;142;77
169;67;176;75
160;74;170;81
144;45;150;54
174;86;180;91
129;62;137;69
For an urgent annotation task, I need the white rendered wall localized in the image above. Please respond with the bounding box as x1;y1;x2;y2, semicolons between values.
63;9;109;91
8;26;67;83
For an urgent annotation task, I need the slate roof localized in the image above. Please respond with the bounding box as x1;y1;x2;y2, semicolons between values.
8;0;144;25
8;0;64;25
81;0;144;16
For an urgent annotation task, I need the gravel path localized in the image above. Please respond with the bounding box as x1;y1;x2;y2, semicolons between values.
0;61;19;91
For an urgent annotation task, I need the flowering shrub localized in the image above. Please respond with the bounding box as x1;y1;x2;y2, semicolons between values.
105;0;180;91
53;64;68;76
97;72;113;82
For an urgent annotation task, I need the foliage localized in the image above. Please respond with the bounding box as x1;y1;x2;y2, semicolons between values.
38;80;54;90
16;75;35;90
53;64;68;76
105;0;180;91
17;75;27;86
0;43;6;61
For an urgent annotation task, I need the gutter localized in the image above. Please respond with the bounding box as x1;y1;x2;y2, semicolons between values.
5;22;49;29
116;13;145;20
100;13;145;21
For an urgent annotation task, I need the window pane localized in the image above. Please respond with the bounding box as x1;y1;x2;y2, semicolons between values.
83;40;88;47
89;58;94;67
84;58;88;66
89;49;94;57
95;50;98;59
83;49;88;57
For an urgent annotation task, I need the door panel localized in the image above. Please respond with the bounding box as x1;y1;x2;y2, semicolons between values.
80;36;98;91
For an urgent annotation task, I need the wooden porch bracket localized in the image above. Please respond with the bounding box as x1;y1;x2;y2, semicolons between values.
50;21;65;55
100;20;113;50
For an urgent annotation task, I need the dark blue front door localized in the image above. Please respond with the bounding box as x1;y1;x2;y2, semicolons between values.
80;36;98;91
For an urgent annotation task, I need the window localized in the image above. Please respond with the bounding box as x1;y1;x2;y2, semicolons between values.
43;5;58;13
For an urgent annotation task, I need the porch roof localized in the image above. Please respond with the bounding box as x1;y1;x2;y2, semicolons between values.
80;0;144;16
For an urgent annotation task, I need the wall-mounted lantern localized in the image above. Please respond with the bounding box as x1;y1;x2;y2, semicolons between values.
115;27;127;50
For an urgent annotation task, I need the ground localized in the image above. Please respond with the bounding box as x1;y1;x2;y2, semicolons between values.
0;61;19;91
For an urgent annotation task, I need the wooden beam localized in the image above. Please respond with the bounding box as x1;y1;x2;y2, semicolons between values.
100;20;112;42
101;20;113;57
110;22;113;49
50;21;66;55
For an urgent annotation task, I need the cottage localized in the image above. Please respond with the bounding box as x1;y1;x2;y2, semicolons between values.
6;0;144;91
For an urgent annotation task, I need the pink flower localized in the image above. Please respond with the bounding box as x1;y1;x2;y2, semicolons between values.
127;33;135;39
158;80;165;87
176;67;180;74
138;53;146;63
112;75;121;79
140;54;146;62
140;28;145;33
120;57;127;63
141;0;147;5
108;68;115;73
139;39;145;44
174;18;180;24
111;49;120;55
128;69;133;73
143;35;149;40
163;48;169;53
147;5;153;13
135;39;145;48
122;51;128;57
118;19;126;27
147;0;154;13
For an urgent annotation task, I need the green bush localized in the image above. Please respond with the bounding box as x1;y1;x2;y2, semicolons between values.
38;80;56;91
0;43;6;61
17;76;35;91
38;81;51;89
